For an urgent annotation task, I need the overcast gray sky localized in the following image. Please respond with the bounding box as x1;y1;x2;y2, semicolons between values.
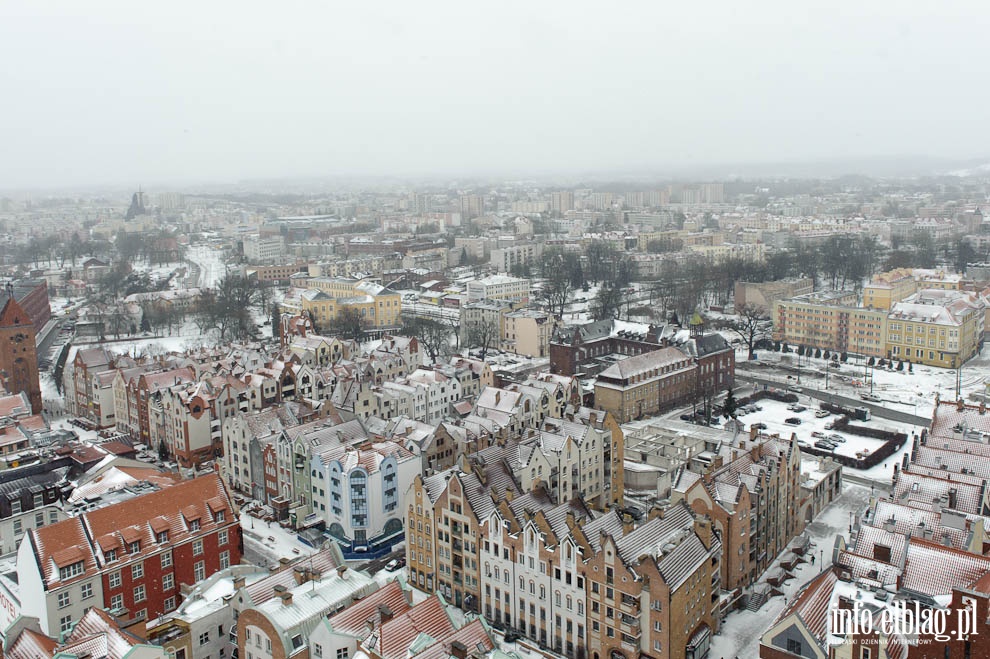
2;1;988;188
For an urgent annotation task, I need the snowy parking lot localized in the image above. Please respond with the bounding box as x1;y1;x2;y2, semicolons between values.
734;396;915;485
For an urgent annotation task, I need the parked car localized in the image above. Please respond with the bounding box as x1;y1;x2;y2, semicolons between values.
860;393;882;402
824;421;836;430
680;414;694;421
385;557;406;572
815;409;830;418
829;433;846;443
752;422;768;430
814;440;834;449
811;431;826;439
792;405;807;412
784;417;802;426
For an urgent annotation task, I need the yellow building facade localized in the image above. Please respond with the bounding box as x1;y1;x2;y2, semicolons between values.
281;277;402;330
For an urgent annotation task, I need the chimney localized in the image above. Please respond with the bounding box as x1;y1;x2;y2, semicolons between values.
274;584;293;606
337;565;348;579
565;511;577;530
378;604;394;624
450;641;468;659
233;575;246;590
693;516;713;548
948;488;958;509
622;513;634;534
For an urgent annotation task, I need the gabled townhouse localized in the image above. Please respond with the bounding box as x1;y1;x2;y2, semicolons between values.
673;432;803;601
222;406;303;502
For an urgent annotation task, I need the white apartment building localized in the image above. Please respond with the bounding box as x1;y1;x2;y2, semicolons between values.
466;275;531;303
309;441;420;551
243;234;285;264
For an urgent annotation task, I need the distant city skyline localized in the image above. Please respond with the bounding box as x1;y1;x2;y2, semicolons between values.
2;1;989;188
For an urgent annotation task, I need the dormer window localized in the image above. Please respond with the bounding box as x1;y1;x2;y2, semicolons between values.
129;541;140;553
157;531;169;543
189;519;201;531
214;510;225;523
105;549;117;562
59;561;85;580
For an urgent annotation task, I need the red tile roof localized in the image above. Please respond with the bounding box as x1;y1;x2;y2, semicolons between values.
28;474;234;589
413;619;494;659
902;537;990;598
326;580;410;637
373;595;454;659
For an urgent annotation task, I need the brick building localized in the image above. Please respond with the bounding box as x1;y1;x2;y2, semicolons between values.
16;473;241;637
5;280;52;337
673;432;803;600
0;297;42;413
593;348;697;423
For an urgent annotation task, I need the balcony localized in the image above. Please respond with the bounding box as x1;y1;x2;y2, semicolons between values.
620;593;639;610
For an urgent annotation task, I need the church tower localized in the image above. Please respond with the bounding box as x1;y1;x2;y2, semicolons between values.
0;296;42;413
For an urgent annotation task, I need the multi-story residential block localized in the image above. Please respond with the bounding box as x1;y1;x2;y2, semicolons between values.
4;607;168;659
886;289;983;367
150;377;245;467
550;190;575;215
243;234;285;264
66;347;114;422
593;348;697;423
17;474;240;637
733;278;814;310
406;454;520;610
863;267;917;309
222;406;303;502
466;275;531;303
311;580;495;659
459;300;517;350
490;243;543;274
148;547;344;659
772;291;884;356
503;309;557;358
309;440;420;552
235;565;378;659
479;492;593;655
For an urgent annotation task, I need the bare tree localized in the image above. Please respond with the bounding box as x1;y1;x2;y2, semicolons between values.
720;304;772;360
466;318;501;359
326;307;366;342
403;317;453;364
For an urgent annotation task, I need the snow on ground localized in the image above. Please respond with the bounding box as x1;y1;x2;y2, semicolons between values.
748;344;990;420
187;243;226;288
239;509;318;568
709;484;873;659
735;396;916;484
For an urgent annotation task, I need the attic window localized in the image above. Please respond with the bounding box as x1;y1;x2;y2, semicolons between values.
129;541;140;553
105;549;117;562
214;510;226;523
157;531;169;543
873;544;892;563
189;518;201;531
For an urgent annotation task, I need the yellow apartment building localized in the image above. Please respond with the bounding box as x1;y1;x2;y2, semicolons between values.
885;290;982;367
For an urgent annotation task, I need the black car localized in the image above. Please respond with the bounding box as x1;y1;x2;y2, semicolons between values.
784;417;802;426
752;422;768;430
